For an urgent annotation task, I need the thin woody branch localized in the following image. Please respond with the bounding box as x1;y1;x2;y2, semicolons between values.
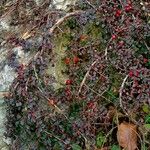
119;75;129;116
49;10;84;34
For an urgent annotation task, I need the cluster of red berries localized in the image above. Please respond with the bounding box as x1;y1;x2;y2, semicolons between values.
115;2;133;16
129;70;140;78
64;56;79;85
125;3;133;12
64;56;79;65
64;87;71;97
115;9;122;17
111;2;133;41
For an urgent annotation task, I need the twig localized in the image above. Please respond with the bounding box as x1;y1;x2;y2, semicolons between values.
144;41;150;51
119;75;129;116
101;126;117;149
104;46;108;60
49;10;84;34
104;39;111;60
44;131;68;145
92;122;111;125
84;84;111;102
21;11;64;40
0;0;21;21
0;6;15;22
33;65;39;81
0;91;9;98
25;78;29;92
29;10;84;61
85;0;96;9
78;60;98;95
37;86;69;120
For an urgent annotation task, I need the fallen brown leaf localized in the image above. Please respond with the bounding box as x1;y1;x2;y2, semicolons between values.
117;122;137;150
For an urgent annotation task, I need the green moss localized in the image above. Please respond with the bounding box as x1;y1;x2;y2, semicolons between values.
85;22;103;41
66;18;78;29
103;65;122;102
79;21;104;50
107;65;122;88
45;20;105;90
46;32;72;89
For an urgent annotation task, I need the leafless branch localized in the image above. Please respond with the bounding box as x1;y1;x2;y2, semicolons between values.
31;10;84;61
104;39;111;60
0;91;9;98
119;75;129;116
78;60;98;95
49;10;84;34
0;0;21;21
85;0;96;9
144;41;150;51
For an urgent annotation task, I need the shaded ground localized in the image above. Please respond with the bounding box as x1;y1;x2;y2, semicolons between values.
1;0;150;150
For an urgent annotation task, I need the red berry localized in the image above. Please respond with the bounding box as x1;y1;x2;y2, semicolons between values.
129;70;134;77
87;102;95;109
143;58;148;63
125;4;132;12
115;10;122;17
65;88;71;96
66;79;73;85
73;56;79;64
64;58;70;65
111;34;117;40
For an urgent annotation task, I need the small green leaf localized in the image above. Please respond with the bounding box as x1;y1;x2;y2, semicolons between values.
39;146;47;150
111;145;121;150
145;115;150;124
141;145;148;150
53;142;62;150
144;124;150;131
142;104;150;113
71;143;82;150
96;132;105;147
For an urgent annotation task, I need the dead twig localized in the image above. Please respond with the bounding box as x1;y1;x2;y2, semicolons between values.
144;41;150;51
78;60;98;95
30;10;84;61
21;11;64;40
84;84;111;102
36;86;69;120
119;75;129;116
104;39;111;60
49;10;84;34
0;91;9;98
44;131;68;145
0;0;21;21
85;0;96;9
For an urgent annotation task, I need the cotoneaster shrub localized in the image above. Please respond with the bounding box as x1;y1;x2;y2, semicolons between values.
2;0;150;149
